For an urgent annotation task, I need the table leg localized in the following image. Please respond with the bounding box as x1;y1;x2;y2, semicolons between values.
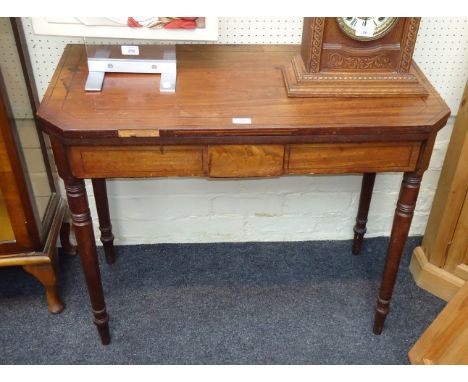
65;178;110;345
352;172;376;255
373;172;421;335
91;179;116;264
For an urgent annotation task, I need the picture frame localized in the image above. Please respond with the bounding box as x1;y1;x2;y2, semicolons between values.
31;17;219;41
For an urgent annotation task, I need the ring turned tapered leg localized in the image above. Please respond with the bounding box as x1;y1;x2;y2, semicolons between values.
66;178;110;345
373;172;422;335
352;173;376;255
92;179;116;264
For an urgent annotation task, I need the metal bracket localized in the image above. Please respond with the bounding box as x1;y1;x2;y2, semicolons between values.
84;44;177;93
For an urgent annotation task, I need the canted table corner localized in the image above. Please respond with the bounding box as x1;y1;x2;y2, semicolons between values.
37;44;450;345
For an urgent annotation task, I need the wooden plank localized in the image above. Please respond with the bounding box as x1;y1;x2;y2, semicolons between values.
409;280;468;365
70;146;205;178
286;142;420;174
208;145;284;177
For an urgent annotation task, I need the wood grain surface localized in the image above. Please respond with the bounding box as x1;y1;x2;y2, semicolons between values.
208;145;284;177
68;142;420;179
37;45;449;144
286;142;420;174
70;145;205;178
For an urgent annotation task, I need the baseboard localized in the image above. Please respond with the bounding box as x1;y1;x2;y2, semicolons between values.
410;246;465;302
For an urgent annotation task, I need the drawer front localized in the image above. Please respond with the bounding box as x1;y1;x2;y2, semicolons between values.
69;142;421;178
208;145;284;177
70;146;205;178
287;142;420;174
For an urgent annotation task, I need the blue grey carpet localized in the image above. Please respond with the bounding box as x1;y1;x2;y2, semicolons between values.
0;237;445;364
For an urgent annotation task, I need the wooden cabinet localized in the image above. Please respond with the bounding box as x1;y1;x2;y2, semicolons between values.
410;82;468;301
0;19;74;313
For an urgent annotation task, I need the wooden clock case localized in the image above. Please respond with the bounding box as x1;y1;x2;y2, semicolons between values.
283;17;429;97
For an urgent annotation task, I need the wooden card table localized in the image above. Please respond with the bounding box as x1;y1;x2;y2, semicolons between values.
37;44;450;345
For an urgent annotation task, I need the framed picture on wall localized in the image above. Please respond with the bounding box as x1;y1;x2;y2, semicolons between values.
31;17;219;41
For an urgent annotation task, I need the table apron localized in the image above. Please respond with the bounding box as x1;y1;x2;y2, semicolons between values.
68;142;421;179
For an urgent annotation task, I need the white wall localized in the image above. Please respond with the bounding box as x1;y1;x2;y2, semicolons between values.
2;17;467;244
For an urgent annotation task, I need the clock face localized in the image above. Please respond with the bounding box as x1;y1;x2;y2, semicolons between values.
336;17;399;41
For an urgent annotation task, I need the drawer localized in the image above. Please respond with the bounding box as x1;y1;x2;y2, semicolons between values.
208;145;284;177
69;142;421;178
286;142;420;174
69;146;205;178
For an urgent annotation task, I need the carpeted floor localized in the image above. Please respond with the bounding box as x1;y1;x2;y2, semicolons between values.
0;236;445;364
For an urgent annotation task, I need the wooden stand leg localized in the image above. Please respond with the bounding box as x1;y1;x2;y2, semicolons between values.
373;172;422;335
66;178;110;345
23;263;64;314
91;179;115;264
60;221;77;256
352;172;376;255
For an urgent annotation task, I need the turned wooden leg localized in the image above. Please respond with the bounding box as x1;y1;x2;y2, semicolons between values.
23;263;64;314
373;172;422;335
92;179;115;264
60;221;77;256
66;178;110;345
352;172;376;255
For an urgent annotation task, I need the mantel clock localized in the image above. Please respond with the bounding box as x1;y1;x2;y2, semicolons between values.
282;17;428;97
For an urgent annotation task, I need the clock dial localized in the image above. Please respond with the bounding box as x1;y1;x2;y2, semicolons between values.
336;17;399;41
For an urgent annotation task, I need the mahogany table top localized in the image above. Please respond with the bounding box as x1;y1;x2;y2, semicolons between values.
37;44;450;144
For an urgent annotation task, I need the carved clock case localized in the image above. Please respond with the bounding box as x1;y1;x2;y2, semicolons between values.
283;17;428;97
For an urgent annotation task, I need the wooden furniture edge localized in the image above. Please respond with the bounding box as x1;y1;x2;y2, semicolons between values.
408;279;468;364
0;197;66;267
409;246;465;302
